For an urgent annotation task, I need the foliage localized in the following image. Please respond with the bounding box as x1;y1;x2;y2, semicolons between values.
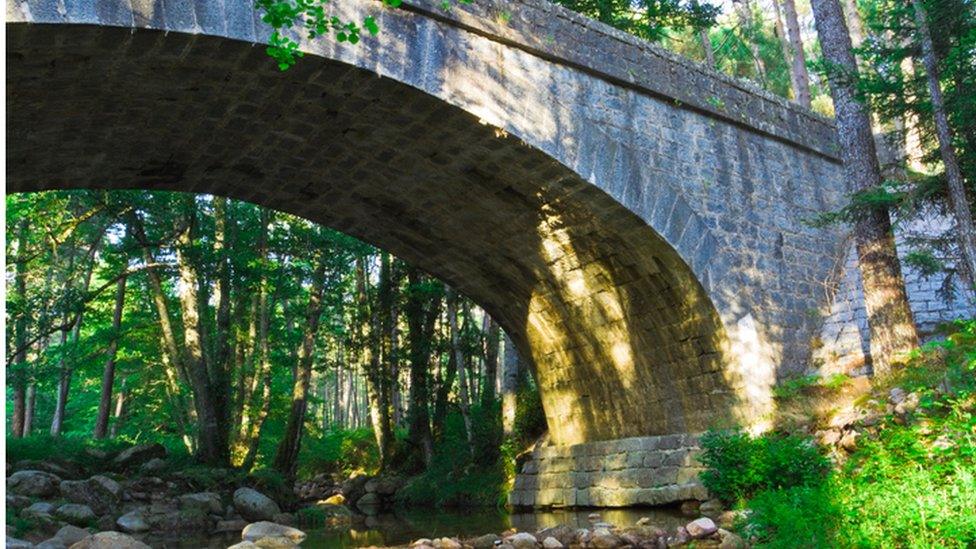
7;434;132;470
297;428;380;480
737;320;976;548
698;429;830;505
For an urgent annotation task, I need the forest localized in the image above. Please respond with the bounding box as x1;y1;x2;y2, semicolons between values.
5;0;976;546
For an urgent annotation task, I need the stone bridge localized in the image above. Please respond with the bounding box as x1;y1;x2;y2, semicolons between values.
9;0;857;505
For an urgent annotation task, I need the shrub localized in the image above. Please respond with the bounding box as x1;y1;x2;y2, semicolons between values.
297;427;380;480
744;483;839;548
698;430;829;505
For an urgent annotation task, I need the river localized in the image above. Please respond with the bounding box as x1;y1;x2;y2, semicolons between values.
148;506;690;548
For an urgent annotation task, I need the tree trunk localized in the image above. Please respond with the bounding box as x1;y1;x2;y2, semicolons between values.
23;384;36;436
237;210;272;449
211;197;234;444
447;288;475;456
405;268;441;467
501;335;521;438
175;198;227;466
110;379;127;438
782;0;812;107
273;257;328;477
811;0;919;375
481;315;500;407
910;0;976;290
95;275;127;439
733;0;767;85
10;217;30;438
359;256;394;468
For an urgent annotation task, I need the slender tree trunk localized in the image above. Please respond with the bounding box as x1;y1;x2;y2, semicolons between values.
109;379;127;438
175;198;226;465
733;0;767;85
23;385;36;436
273;257;328;477
481;315;500;407
359;256;394;468
811;0;919;375
51;238;99;437
11;218;30;438
237;211;272;448
501;335;521;438
840;0;864;48
95;275;127;439
782;0;812;107
447;288;475;456
405;269;441;467
910;0;976;289
211;197;234;445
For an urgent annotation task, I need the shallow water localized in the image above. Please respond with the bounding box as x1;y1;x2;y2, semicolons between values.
148;506;689;549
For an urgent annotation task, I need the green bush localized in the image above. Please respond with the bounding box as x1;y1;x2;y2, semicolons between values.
698;430;829;505
744;483;839;548
6;434;131;470
297;427;380;480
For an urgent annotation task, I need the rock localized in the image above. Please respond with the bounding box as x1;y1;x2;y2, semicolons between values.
6;537;34;549
59;476;122;515
589;531;620;549
273;513;296;526
320;493;345;505
144;508;212;533
111;443;166;470
894;393;920;415
592;522;615;531
36;539;69;549
679;500;701;516
889;387;907;404
13;460;80;480
587;513;602;523
698;499;724;516
215;519;248;533
468;534;501;549
355;492;381;514
242;521;307;544
816;429;842;447
115;510;150;533
27;502;58;515
685;517;718;539
94;516;116;532
8;470;62;497
234;488;281;522
68;531;152;549
411;539;433;546
508;532;539;549
55;504;96;526
178;492;223;514
138;458;167;474
54;525;90;547
536;525;575;546
340;475;370;504
226;543;261;549
717;529;746;549
433;538;462;549
542;537;563;549
6;494;32;510
839;430;859;452
667;527;691;547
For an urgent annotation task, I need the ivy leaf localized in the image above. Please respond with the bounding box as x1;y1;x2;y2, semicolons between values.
364;16;380;36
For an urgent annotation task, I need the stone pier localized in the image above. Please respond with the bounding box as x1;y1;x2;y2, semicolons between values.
510;434;708;508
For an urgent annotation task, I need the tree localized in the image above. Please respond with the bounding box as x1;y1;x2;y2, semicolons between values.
810;0;920;375
94;275;126;439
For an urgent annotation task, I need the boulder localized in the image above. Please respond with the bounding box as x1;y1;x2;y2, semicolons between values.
6;537;34;549
685;517;718;539
54;526;90;547
717;529;746;549
13;460;81;480
680;500;701;516
138;458;167;474
227;543;261;549
234;488;281;522
36;539;69;549
355;492;381;514
8;469;62;497
6;494;32;510
241;521;307;547
320;493;345;505
59;476;121;515
364;475;404;496
340;475;370;504
468;534;501;549
589;530;620;549
115;510;150;533
67;531;151;549
698;499;724;516
508;532;539;549
55;504;96;526
542;537;563;549
536;525;575;547
111;443;166;470
178;492;223;514
433;538;462;549
27;502;58;515
668;526;691;547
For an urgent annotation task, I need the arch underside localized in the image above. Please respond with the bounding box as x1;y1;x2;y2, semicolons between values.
7;23;743;445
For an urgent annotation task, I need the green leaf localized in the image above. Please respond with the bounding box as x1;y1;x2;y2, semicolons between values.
364;16;380;36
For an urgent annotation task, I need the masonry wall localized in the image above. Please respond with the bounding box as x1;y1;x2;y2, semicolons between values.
815;215;976;376
509;434;707;508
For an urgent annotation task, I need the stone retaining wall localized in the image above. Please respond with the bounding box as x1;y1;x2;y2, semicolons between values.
509;434;707;508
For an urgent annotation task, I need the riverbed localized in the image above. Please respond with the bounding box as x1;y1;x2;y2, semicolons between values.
148;507;690;548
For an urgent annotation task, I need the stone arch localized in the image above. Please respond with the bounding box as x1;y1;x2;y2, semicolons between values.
7;11;769;445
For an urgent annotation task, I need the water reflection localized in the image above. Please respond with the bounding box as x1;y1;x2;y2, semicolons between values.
150;507;689;548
